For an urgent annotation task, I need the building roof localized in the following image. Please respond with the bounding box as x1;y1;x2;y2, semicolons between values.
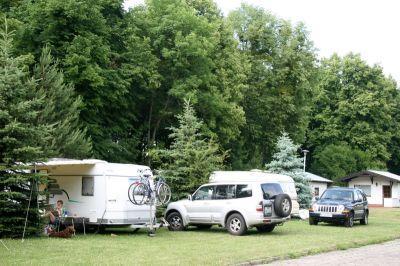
342;170;400;182
304;172;333;183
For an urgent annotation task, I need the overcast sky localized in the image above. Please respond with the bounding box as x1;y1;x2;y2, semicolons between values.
124;0;400;83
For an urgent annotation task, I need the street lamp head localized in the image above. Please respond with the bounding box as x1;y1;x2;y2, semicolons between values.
302;149;309;154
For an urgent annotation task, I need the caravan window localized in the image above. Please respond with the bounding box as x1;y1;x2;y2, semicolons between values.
82;176;94;196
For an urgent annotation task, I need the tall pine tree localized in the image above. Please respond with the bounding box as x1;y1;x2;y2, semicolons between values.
150;100;226;200
35;46;92;159
265;132;312;208
0;21;48;238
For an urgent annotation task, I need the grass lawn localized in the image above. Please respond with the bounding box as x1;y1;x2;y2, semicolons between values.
1;208;400;265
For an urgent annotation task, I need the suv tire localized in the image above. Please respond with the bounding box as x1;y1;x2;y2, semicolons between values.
344;212;354;227
274;194;292;217
167;212;185;231
256;224;275;233
309;217;318;225
226;213;247;236
360;211;368;225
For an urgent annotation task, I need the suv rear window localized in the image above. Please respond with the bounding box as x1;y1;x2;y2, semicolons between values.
261;183;283;199
236;184;252;198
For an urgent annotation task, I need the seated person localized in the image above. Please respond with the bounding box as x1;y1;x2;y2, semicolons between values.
48;200;68;226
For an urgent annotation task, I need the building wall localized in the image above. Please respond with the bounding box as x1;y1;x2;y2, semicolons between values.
348;176;400;207
310;182;328;199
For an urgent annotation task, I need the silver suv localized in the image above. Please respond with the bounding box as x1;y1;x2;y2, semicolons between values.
165;182;292;235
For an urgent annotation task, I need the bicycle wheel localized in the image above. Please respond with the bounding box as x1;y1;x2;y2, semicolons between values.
128;182;139;204
156;183;171;205
132;183;149;205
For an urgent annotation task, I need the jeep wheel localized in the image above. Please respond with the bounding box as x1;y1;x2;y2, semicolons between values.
344;212;354;227
167;212;185;231
360;211;368;225
256;224;275;233
226;213;247;236
274;194;292;217
309;217;318;225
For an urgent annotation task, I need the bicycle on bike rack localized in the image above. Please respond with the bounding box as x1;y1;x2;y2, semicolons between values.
128;174;171;206
127;170;171;236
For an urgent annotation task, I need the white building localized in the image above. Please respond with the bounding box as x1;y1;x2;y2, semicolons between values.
304;172;333;199
343;170;400;207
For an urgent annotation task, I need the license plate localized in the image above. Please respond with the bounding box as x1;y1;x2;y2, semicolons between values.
264;207;272;217
320;212;332;217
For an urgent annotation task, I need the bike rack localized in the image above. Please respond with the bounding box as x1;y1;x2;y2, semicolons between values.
128;175;170;237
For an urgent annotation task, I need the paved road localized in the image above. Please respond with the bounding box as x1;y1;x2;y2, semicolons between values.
267;239;400;266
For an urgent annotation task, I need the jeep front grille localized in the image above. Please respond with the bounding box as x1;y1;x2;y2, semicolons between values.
317;205;337;213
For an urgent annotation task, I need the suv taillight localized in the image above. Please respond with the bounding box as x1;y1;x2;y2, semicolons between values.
256;201;263;212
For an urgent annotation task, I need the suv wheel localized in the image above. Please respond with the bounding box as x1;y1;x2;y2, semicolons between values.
360;211;368;225
344;212;354;227
309;217;318;225
256;224;275;233
274;194;292;217
226;213;247;236
167;212;185;231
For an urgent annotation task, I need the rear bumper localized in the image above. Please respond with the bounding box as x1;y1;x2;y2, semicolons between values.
248;216;289;227
309;212;348;222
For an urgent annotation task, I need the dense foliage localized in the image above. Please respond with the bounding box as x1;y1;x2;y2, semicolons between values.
0;20;88;237
0;23;46;237
227;5;317;169
266;133;312;208
307;54;400;177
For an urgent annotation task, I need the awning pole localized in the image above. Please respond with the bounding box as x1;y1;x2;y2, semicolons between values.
22;164;35;242
1;239;10;252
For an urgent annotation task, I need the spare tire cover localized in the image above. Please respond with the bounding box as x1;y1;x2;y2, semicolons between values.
274;193;292;217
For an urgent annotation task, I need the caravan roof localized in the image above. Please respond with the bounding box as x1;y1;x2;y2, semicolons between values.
209;171;294;183
36;158;152;178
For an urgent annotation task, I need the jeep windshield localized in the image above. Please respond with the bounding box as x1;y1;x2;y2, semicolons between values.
320;190;353;201
261;183;283;199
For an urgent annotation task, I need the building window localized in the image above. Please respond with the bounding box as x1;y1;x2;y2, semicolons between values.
314;187;320;197
383;185;392;198
354;185;371;197
82;176;94;196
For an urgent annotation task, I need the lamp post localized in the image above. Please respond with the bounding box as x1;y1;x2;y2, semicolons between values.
302;149;309;172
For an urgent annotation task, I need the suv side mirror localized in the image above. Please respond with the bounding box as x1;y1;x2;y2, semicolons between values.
187;194;192;201
315;196;320;201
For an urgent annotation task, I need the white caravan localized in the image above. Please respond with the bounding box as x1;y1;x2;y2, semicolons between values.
37;158;154;226
209;170;300;215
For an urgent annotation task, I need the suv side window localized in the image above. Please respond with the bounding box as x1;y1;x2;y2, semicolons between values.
356;190;364;202
193;186;215;200
215;185;236;200
354;191;361;201
362;192;367;202
236;184;252;198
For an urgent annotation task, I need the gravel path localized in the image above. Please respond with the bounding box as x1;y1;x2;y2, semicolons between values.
267;239;400;266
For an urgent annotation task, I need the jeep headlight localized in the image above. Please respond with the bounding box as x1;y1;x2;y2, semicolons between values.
312;203;318;212
337;205;345;212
